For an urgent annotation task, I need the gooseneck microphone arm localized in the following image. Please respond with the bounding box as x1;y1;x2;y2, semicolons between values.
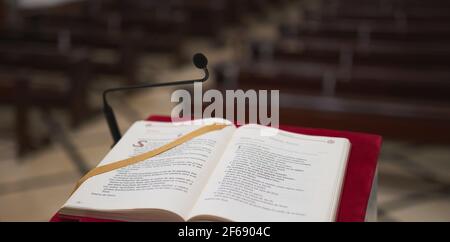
103;53;209;145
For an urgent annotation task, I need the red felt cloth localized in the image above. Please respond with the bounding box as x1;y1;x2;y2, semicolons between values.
51;115;382;222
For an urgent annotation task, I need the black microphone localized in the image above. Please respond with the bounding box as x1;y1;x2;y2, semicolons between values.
103;53;209;146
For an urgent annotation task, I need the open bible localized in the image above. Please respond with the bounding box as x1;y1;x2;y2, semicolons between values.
59;118;351;222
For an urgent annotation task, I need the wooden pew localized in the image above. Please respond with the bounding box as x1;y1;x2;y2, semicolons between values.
250;39;450;70
0;49;93;156
26;8;184;55
216;58;450;101
291;20;450;38
303;5;450;25
318;0;450;10
213;57;450;142
311;0;450;15
279;22;450;43
0;28;140;84
102;0;275;37
0;1;5;29
36;0;226;38
0;74;35;156
0;48;93;128
100;0;228;37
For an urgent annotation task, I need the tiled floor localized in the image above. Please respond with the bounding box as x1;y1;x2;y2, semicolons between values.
377;141;450;221
0;3;449;222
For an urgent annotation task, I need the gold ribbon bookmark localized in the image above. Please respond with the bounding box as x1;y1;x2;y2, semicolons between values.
71;123;229;195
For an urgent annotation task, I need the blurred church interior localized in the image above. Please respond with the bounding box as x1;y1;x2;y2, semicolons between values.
0;0;449;221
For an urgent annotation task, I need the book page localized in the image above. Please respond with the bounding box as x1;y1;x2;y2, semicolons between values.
189;124;350;222
61;119;236;221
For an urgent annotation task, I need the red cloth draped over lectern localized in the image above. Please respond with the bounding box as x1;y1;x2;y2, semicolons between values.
50;115;382;222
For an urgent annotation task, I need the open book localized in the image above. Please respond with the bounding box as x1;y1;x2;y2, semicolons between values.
59;118;350;222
